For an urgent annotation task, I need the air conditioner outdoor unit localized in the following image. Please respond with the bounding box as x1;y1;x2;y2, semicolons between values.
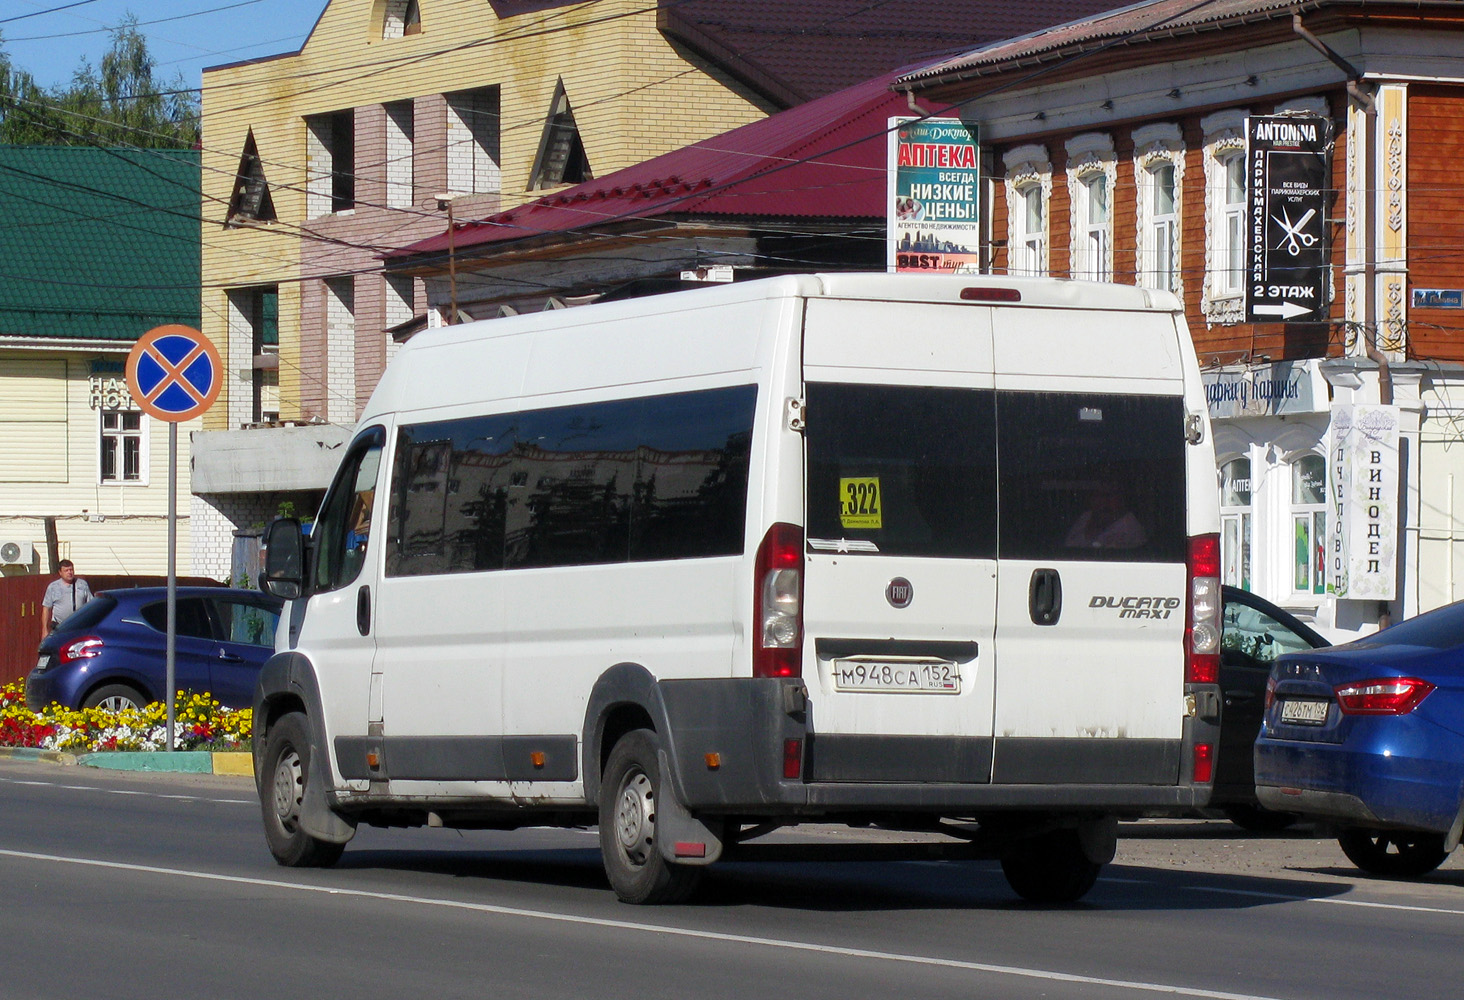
0;540;35;564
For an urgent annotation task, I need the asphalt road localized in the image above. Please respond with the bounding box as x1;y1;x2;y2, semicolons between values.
2;757;1462;1000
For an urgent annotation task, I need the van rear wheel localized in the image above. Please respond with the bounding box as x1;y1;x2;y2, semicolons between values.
260;712;345;868
598;729;701;904
1000;828;1102;903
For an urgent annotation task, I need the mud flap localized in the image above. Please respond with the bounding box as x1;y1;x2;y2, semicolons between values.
655;750;724;866
1445;799;1464;854
1077;814;1118;865
300;738;358;845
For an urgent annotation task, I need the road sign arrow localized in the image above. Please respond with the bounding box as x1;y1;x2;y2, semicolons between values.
1252;301;1313;320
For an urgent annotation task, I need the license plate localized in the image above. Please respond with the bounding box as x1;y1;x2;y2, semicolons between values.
1280;698;1330;724
34;654;50;669
831;659;960;694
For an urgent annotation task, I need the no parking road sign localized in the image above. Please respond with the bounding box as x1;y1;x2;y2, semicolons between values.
125;324;222;422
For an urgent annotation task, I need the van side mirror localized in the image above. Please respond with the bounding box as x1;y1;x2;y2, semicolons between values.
262;517;308;600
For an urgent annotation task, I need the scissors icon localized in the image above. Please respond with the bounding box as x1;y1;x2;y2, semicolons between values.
1274;206;1318;256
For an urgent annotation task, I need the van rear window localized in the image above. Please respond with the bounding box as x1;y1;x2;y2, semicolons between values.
997;391;1186;563
806;383;998;559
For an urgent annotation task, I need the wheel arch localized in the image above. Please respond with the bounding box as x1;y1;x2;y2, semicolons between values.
582;662;677;806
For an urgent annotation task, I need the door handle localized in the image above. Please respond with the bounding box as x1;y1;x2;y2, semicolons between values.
216;650;245;662
1029;568;1062;626
356;585;371;637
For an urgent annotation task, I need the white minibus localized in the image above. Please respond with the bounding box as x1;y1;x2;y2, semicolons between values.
256;273;1222;903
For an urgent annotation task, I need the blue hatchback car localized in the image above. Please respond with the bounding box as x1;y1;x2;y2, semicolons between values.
1255;600;1464;877
25;587;283;713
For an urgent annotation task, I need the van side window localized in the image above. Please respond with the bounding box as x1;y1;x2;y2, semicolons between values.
315;432;385;591
997;392;1186;562
386;385;756;577
806;383;998;558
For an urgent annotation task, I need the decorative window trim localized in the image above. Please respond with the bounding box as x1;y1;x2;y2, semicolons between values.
1003;143;1052;276
1065;133;1116;282
1132;123;1184;296
1274;96;1329;117
1200;110;1248;325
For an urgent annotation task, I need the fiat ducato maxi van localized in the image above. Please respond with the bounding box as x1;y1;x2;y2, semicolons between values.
256;273;1222;904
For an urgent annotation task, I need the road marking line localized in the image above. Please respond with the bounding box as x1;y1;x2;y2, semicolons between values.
0;848;1282;1000
0;775;251;805
1184;884;1464;916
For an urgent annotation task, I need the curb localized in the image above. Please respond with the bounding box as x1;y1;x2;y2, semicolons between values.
0;747;252;775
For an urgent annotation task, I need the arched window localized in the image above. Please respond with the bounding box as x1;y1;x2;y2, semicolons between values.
1065;133;1116;282
1133;123;1184;295
1291;453;1328;595
1012;183;1046;276
1220;456;1252;590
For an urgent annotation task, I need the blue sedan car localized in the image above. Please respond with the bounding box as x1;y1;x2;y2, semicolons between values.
25;587;282;713
1255;600;1464;877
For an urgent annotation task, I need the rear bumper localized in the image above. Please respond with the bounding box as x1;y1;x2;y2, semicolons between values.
659;677;1213;817
1254;733;1462;833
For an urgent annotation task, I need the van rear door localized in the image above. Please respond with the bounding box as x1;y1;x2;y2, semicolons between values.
990;307;1189;785
800;297;997;783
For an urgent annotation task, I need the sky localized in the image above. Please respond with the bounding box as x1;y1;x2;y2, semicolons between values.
1;0;327;92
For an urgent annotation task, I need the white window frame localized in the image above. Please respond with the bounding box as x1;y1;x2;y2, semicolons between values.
98;409;148;486
1288;451;1329;597
1003;144;1051;277
1219;453;1253;590
1200;109;1248;324
1066;133;1116;282
1133;124;1184;296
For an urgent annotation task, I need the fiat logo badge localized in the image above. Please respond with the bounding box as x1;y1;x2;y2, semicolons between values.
886;577;913;608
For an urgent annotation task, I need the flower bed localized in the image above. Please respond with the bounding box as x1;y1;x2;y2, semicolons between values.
0;682;251;753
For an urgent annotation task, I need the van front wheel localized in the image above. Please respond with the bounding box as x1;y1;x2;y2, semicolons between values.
598;729;701;904
1000;828;1102;903
260;712;345;868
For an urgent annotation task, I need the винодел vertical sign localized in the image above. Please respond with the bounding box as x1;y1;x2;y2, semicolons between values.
1246;114;1333;323
888;117;981;274
1330;404;1400;601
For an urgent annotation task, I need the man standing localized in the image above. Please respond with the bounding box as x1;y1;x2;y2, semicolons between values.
40;559;92;639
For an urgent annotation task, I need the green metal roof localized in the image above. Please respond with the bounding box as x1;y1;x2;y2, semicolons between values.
0;146;201;342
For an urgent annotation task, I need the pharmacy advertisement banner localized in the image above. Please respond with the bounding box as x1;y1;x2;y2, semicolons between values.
1330;404;1400;601
888;117;981;273
1246;114;1333;324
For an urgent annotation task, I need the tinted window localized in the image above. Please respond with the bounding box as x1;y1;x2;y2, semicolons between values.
806;384;997;558
387;385;756;577
508;398;639;570
1223;599;1320;667
217;599;280;647
631;387;753;561
141;597;215;639
58;595;116;632
997;392;1186;562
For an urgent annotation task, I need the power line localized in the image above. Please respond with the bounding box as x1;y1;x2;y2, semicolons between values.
0;0;103;26
3;0;267;43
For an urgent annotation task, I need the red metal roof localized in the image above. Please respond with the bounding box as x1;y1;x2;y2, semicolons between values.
390;71;949;258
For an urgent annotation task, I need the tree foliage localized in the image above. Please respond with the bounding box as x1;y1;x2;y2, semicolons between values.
0;18;199;149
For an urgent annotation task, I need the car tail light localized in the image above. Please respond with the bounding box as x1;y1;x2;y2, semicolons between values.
1265;675;1277;711
1185;534;1221;684
1335;677;1435;715
59;636;104;664
753;522;803;678
1192;742;1213;784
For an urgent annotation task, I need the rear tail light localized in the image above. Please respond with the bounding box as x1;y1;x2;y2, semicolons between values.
1335;677;1435;715
1192;742;1213;784
1185;534;1221;684
1264;675;1277;711
783;738;803;779
59;636;104;664
753;522;803;678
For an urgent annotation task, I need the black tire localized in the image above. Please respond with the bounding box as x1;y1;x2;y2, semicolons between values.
1337;827;1449;878
598;729;701;904
1000;828;1102;903
260;712;345;868
1224;804;1300;834
82;683;149;713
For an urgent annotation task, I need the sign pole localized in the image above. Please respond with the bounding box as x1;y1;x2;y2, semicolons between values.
166;422;177;751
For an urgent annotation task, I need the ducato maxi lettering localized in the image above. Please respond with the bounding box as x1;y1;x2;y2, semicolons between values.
1089;595;1184;620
